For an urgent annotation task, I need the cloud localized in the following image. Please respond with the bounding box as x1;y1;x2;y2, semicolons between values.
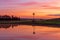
19;2;38;6
48;14;60;16
0;0;60;10
43;6;60;9
18;1;60;10
0;0;15;2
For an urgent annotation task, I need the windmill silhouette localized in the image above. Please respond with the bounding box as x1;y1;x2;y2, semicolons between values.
33;13;35;21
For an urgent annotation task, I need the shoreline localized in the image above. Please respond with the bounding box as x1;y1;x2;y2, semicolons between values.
0;21;60;27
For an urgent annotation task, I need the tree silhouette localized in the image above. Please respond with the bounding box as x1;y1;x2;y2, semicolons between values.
0;15;20;21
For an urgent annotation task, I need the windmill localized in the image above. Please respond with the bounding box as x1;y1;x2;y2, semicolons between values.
32;12;35;24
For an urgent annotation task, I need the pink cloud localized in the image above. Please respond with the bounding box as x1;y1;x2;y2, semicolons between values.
0;0;15;2
38;3;60;10
19;2;39;6
8;0;58;10
45;7;60;9
41;5;60;9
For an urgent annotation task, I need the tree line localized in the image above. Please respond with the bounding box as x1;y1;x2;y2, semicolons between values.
0;15;20;21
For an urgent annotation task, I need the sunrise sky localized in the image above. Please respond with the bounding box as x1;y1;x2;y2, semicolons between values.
0;0;60;19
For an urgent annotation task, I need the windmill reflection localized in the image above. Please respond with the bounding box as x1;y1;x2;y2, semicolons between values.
32;25;36;34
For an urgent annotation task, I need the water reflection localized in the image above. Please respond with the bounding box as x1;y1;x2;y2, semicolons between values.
0;24;60;35
0;24;20;29
0;24;60;40
0;24;60;29
0;24;36;34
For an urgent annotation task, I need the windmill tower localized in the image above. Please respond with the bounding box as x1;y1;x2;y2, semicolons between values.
32;12;35;24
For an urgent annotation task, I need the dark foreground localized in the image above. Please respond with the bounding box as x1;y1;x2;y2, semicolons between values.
0;20;60;27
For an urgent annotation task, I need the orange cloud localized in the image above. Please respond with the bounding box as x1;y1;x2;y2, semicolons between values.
48;14;60;16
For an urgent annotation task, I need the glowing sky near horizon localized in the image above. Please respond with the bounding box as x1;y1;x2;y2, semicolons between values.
0;0;60;19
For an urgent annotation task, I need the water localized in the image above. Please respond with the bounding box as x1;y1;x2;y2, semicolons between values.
0;24;60;40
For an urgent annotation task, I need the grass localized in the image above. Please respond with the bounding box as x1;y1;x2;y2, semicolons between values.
0;20;60;25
